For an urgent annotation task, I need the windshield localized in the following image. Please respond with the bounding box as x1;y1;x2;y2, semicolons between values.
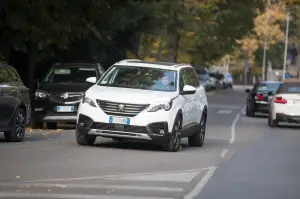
98;65;177;92
257;82;281;92
44;67;97;83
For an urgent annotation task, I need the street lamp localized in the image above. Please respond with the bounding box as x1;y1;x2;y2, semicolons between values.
262;0;271;81
282;11;290;81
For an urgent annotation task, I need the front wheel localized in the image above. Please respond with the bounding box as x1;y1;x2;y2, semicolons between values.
189;110;207;147
164;116;182;152
76;128;96;146
5;108;26;142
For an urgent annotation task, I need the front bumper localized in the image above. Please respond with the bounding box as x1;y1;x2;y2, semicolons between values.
32;100;80;123
276;113;300;123
77;114;171;143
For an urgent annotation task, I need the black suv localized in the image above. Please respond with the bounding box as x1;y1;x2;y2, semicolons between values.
32;63;105;129
0;61;31;142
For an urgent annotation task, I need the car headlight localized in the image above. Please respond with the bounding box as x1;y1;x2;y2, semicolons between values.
147;101;173;112
35;90;48;99
82;95;96;107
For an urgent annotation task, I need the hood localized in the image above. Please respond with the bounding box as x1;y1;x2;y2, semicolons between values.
38;82;92;93
86;85;178;104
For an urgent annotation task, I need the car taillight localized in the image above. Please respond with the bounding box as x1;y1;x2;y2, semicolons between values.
274;96;287;104
255;94;263;101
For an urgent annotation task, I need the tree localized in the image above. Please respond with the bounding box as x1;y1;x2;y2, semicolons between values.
0;0;101;90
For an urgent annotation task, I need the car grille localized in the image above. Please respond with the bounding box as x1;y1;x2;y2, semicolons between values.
91;123;148;133
96;100;149;117
49;93;83;103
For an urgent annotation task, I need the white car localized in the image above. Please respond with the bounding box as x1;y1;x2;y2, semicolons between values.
76;59;208;152
268;80;300;127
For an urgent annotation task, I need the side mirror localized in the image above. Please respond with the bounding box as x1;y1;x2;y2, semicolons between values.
86;77;97;84
245;89;250;93
180;85;196;95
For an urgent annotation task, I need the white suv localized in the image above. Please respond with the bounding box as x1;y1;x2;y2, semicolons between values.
76;60;208;152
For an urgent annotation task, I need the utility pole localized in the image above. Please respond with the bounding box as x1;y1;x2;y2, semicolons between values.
283;11;290;81
262;0;271;81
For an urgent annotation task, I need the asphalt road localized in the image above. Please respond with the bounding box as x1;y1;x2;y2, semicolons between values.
1;87;299;199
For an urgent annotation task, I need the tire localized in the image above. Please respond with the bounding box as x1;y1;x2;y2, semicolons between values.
164;115;182;152
246;105;255;117
76;127;96;146
268;113;278;127
5;108;26;142
46;122;57;129
189;110;207;147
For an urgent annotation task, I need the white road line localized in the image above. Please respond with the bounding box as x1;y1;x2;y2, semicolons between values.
0;183;182;192
1;167;214;184
0;192;174;199
220;149;228;158
241;106;246;115
229;105;246;144
217;110;233;114
183;166;217;199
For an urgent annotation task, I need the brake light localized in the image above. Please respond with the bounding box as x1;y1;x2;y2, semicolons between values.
274;96;287;104
255;94;263;101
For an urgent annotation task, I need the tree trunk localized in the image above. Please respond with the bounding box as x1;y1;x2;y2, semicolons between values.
27;41;37;93
0;36;11;62
167;34;180;62
131;33;141;59
156;35;163;61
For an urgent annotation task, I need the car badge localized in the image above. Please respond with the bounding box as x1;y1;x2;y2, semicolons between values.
118;104;125;111
61;93;69;99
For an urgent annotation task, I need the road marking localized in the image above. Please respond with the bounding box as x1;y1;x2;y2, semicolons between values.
208;104;241;110
229;113;240;144
1;167;214;184
0;192;174;199
229;105;246;144
220;149;228;158
217;110;233;114
106;170;201;182
183;166;217;199
241;106;246;115
0;182;183;192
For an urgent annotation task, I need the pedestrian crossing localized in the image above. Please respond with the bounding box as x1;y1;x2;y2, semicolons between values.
0;168;211;199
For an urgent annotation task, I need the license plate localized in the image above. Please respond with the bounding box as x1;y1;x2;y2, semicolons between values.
56;106;74;112
109;116;130;125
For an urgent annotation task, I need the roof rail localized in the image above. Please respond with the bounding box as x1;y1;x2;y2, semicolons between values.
117;59;142;64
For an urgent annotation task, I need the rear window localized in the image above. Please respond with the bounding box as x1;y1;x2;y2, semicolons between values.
276;83;300;94
257;82;281;92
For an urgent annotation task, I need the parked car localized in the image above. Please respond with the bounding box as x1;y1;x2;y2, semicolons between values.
0;61;31;142
223;73;233;89
76;59;208;152
197;73;211;91
245;81;281;117
32;63;105;129
268;80;300;127
196;69;211;91
208;73;217;90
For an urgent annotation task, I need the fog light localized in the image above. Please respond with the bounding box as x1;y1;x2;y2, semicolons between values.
159;130;165;135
